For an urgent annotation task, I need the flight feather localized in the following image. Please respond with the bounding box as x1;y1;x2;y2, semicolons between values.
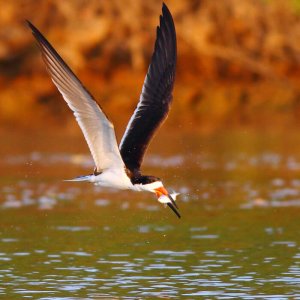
119;3;177;174
27;21;124;172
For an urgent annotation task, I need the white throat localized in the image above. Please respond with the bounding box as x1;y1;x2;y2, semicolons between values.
133;181;164;192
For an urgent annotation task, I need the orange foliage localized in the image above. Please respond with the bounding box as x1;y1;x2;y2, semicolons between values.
1;0;300;130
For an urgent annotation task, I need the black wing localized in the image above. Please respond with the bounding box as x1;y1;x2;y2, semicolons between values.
119;3;177;174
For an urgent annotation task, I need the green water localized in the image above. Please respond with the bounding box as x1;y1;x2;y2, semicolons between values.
0;130;300;298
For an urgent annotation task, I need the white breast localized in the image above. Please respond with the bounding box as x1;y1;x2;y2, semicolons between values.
90;168;133;190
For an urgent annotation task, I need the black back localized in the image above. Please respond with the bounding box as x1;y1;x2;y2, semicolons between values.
119;3;177;174
130;175;161;185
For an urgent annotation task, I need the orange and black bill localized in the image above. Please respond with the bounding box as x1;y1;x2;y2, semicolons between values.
167;197;181;219
155;187;180;218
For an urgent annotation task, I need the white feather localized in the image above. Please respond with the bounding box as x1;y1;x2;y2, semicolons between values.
38;39;125;172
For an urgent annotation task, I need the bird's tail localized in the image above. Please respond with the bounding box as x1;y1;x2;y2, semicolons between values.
64;175;92;182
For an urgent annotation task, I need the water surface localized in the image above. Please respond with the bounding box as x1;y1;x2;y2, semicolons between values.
0;130;300;299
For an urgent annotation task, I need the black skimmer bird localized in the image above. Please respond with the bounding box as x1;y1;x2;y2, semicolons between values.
27;3;180;218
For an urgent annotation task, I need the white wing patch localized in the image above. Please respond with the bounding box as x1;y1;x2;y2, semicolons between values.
29;22;125;172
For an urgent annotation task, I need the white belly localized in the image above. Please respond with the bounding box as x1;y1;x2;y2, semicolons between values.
90;168;133;190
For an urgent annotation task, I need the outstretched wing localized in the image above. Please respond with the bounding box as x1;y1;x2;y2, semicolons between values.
119;3;177;174
27;21;124;171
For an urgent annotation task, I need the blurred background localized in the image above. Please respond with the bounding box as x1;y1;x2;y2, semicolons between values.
2;2;300;298
2;0;300;133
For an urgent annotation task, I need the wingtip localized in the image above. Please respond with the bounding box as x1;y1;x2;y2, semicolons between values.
160;3;176;38
162;2;171;17
26;20;42;40
26;20;49;49
26;19;35;31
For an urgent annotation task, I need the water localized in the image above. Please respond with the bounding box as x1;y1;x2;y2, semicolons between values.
1;129;300;298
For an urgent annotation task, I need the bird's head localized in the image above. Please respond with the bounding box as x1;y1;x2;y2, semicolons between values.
133;175;180;218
